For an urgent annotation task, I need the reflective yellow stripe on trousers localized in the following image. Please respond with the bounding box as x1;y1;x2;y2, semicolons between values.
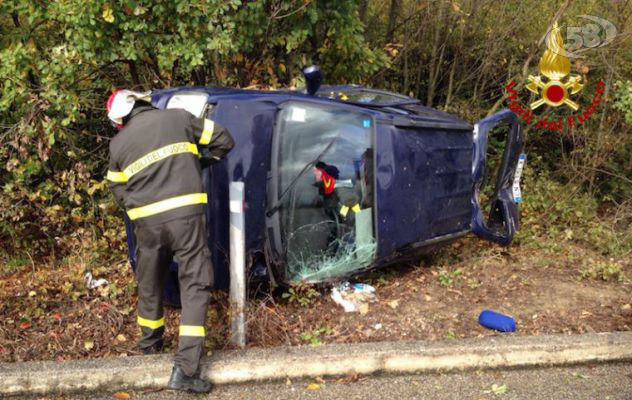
137;315;165;329
179;325;205;337
127;193;208;220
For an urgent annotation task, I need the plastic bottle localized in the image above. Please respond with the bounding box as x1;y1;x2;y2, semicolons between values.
478;310;516;332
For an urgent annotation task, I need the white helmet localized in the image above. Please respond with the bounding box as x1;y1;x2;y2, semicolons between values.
107;90;152;127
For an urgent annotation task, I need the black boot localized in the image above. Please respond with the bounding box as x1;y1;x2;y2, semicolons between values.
166;366;213;393
141;339;164;355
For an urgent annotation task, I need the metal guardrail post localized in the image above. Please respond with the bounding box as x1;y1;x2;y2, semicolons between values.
229;181;246;348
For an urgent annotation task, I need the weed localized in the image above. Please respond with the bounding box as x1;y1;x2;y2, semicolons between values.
467;278;482;289
438;269;462;287
580;261;627;283
1;256;29;275
375;270;397;285
446;330;457;340
301;327;334;346
516;167;632;258
281;282;320;307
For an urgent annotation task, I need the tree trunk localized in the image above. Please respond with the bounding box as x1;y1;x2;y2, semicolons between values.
358;0;369;25
426;2;445;107
126;60;140;86
385;0;401;44
403;32;409;95
414;9;427;99
445;2;469;110
444;59;456;110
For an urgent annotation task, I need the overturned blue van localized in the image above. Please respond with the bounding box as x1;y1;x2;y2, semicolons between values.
123;73;524;303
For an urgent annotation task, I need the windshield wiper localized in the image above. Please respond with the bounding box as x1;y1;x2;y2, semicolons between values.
266;135;339;217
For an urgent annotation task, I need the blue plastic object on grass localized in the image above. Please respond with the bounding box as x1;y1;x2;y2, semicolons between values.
478;310;516;332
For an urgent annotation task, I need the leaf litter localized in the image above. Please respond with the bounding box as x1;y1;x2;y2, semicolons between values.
1;237;630;363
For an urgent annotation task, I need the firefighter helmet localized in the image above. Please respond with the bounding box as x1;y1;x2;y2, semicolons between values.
107;89;152;129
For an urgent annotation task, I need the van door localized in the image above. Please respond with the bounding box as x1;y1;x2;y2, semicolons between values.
471;109;525;245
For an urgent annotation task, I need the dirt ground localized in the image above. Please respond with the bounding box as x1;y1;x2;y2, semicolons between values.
0;236;630;363
247;237;632;347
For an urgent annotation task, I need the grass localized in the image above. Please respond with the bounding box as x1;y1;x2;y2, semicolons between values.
1;256;31;276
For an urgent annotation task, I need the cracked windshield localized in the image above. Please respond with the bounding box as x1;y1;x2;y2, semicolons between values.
277;103;375;282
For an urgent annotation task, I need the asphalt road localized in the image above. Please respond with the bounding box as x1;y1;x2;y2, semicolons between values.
32;362;632;400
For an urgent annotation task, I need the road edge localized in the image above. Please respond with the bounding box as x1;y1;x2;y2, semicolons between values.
2;331;631;396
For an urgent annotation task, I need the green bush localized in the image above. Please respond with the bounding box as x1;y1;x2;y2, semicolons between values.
0;1;388;260
515;161;632;257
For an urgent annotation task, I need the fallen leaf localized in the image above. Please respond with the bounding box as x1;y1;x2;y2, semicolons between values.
57;355;65;361
622;304;631;310
424;294;432;302
84;341;94;350
387;300;400;309
116;334;127;342
306;383;321;390
28;290;37;297
359;303;369;315
113;392;130;399
53;313;62;321
20;321;31;329
285;378;292;385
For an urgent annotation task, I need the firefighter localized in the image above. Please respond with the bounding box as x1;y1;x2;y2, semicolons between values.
312;161;361;250
106;90;234;393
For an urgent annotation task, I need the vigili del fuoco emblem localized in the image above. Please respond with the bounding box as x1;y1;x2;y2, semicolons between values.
526;22;584;111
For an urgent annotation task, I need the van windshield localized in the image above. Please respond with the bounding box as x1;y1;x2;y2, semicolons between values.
276;102;376;282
